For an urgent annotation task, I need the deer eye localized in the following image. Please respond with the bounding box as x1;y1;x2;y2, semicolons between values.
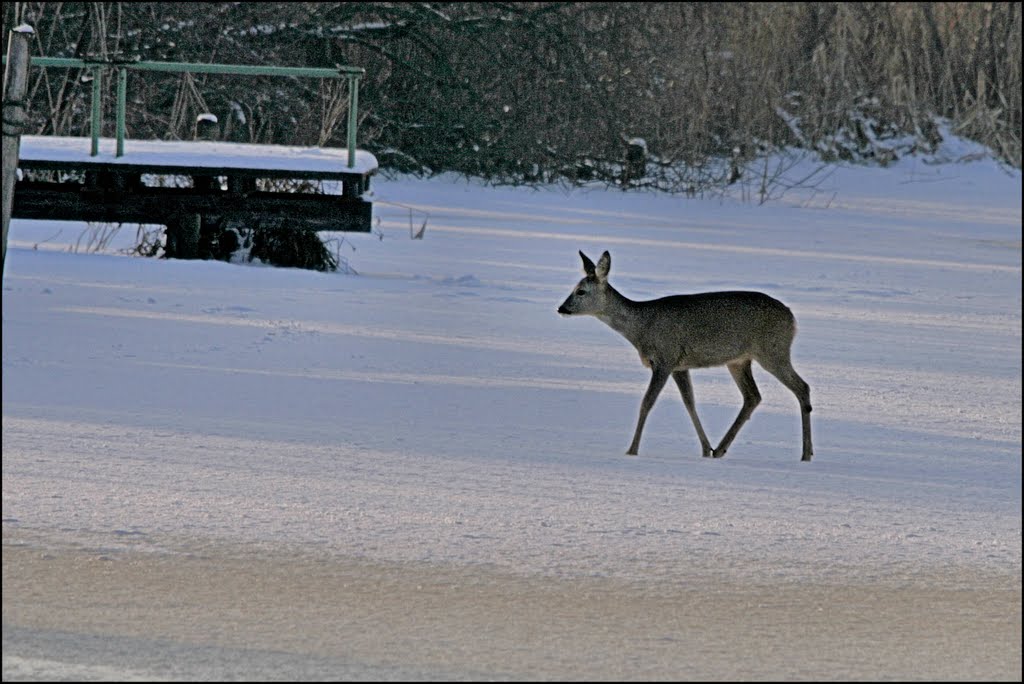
576;288;587;296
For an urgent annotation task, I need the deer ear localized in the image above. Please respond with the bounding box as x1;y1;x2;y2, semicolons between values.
595;251;611;280
579;251;596;276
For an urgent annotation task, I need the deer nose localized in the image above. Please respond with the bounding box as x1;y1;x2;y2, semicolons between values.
557;304;570;315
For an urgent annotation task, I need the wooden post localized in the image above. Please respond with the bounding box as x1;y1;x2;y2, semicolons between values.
194;112;220;141
621;137;647;188
2;24;34;278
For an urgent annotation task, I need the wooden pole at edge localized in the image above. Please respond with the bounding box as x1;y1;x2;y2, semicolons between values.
2;25;34;279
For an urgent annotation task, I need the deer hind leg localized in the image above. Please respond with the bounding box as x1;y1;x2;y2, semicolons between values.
759;354;813;461
713;359;761;458
672;370;713;457
627;366;671;455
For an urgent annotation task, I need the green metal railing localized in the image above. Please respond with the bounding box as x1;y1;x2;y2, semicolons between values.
2;56;364;167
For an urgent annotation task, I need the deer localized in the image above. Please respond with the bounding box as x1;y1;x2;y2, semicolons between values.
558;250;813;461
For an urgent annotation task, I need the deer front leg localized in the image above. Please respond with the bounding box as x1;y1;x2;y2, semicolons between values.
672;370;713;458
627;366;671;455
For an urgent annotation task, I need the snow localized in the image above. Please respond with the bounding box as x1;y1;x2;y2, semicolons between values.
2;139;1021;679
18;135;379;176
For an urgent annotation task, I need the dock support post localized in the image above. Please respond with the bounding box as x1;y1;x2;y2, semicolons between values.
178;213;201;259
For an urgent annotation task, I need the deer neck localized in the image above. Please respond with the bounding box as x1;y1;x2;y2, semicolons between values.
596;285;645;345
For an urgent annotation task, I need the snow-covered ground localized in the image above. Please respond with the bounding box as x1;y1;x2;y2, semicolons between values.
2;139;1021;680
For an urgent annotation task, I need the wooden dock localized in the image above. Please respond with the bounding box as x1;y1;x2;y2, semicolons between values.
13;136;378;234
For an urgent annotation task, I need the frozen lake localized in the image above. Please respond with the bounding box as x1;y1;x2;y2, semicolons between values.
3;138;1021;679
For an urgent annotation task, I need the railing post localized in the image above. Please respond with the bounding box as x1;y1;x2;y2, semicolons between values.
347;74;360;169
2;24;35;279
89;66;102;156
116;67;127;157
